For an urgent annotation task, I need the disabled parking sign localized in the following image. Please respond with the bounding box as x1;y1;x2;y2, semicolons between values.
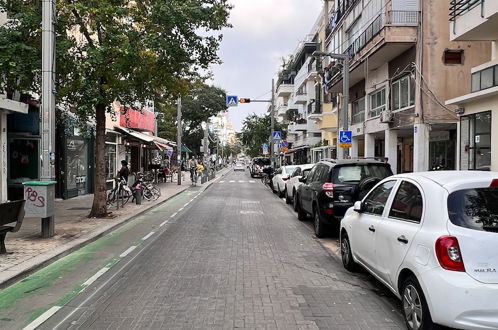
339;130;352;148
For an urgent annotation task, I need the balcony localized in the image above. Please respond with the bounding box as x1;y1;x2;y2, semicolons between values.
307;59;322;81
449;0;498;41
293;93;307;104
328;10;419;93
276;84;293;97
307;102;322;120
276;103;288;117
288;119;309;133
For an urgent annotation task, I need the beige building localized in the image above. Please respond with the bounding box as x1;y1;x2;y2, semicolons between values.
321;0;489;173
446;0;497;171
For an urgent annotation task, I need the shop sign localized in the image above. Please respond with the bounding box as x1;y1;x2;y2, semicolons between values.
120;106;155;133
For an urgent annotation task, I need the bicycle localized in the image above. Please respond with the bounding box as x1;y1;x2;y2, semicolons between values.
136;172;161;201
190;168;198;186
107;177;132;208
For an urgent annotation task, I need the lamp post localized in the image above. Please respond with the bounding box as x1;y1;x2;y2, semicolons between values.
312;51;349;159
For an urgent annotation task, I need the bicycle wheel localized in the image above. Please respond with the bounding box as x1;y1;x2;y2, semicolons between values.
142;187;153;201
121;188;132;206
151;186;161;200
107;190;117;206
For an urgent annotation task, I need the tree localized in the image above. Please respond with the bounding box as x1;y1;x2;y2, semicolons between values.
239;114;287;158
0;0;232;217
156;83;227;155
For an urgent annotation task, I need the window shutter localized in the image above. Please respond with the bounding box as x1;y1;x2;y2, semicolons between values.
392;0;419;11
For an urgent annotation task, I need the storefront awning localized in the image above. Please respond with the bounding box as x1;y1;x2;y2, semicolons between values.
115;126;155;143
181;144;193;153
285;145;309;154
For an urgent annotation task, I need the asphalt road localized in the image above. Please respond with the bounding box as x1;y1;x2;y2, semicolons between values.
35;169;405;330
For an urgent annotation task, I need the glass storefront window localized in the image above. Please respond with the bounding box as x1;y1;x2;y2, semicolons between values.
8;139;39;183
105;144;117;180
66;139;88;195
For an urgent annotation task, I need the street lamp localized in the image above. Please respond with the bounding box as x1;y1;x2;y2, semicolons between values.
312;51;350;159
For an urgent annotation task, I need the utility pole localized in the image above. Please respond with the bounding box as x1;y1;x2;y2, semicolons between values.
270;79;275;167
176;97;182;185
41;0;56;181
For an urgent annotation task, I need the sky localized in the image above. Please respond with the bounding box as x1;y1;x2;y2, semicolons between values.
210;0;324;132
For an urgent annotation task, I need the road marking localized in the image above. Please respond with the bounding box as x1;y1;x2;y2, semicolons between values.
119;246;137;258
220;180;225;183
82;267;110;287
249;180;255;183
141;232;155;241
229;180;235;183
159;220;169;227
178;207;184;211
238;180;245;183
23;306;62;330
184;202;190;207
170;212;178;218
240;210;264;215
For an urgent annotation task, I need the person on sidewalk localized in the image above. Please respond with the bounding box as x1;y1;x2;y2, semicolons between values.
197;161;205;183
188;156;198;183
118;160;130;183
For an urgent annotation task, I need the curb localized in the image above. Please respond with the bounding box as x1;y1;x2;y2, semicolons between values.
0;186;189;289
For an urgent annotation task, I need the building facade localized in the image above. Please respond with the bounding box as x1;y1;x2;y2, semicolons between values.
446;0;497;171
320;0;489;173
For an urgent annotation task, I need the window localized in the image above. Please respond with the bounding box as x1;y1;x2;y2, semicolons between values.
105;144;116;180
317;165;330;183
363;181;396;216
448;187;498;233
292;168;302;177
472;72;481;92
472;64;498;92
369;89;385;118
481;67;494;90
307;167;318;182
352;97;365;124
460;111;491;171
333;164;393;183
443;50;464;65
391;75;415;111
389;181;423;223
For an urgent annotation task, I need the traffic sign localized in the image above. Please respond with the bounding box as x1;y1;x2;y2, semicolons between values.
166;150;173;157
339;130;352;148
281;140;288;148
272;131;282;140
226;95;238;107
262;143;269;150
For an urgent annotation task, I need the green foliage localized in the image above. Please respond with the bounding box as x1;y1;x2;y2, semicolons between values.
239;114;286;158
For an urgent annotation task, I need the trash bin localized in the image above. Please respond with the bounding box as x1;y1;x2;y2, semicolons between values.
135;189;142;205
22;181;57;238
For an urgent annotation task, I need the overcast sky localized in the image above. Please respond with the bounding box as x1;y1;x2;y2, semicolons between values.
210;0;323;132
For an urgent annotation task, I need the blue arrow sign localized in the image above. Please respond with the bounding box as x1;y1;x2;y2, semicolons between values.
272;131;282;140
226;95;238;107
281;141;288;148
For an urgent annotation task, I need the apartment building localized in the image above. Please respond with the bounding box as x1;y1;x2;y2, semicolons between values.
321;0;489;174
446;0;498;171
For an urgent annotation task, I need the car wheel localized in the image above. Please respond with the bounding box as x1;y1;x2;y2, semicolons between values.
285;190;292;204
279;186;285;198
401;276;435;330
272;183;277;194
313;208;326;238
340;233;358;272
296;195;307;221
250;173;254;178
293;190;298;211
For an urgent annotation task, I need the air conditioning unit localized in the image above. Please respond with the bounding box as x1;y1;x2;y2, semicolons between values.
380;110;393;123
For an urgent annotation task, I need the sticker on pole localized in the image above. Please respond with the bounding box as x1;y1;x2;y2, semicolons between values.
272;131;282;141
339;130;352;148
226;95;238;107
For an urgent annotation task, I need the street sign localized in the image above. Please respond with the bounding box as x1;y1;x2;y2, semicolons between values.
272;131;282;140
166;150;173;157
339;130;352;148
262;143;269;150
281;140;288;148
226;95;238;107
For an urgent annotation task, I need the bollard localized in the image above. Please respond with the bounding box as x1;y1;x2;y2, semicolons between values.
135;189;142;205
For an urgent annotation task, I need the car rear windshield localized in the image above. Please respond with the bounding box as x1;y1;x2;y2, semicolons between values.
333;164;392;183
253;158;270;166
448;187;498;233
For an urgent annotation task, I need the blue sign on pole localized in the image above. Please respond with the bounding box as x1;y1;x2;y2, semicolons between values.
226;95;238;107
281;141;288;148
272;131;282;140
262;143;269;150
339;130;352;148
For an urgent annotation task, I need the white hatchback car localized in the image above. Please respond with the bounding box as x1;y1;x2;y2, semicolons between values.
284;164;314;205
271;165;298;197
340;171;498;330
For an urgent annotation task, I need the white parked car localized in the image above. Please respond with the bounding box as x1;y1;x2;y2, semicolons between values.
271;165;298;197
340;171;498;330
284;164;314;205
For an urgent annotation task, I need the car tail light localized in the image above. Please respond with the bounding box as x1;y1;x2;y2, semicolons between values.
490;179;498;187
323;182;334;198
324;208;334;215
435;236;465;272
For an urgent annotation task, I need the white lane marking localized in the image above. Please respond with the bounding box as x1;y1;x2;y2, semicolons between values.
229;180;235;183
220;180;225;183
170;212;178;218
119;246;137;258
249;180;255;183
141;232;155;241
160;220;169;227
178;207;184;211
238;180;245;183
184;202;190;207
82;267;110;287
23;306;62;330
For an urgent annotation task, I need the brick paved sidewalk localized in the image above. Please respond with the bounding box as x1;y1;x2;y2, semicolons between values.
0;168;230;287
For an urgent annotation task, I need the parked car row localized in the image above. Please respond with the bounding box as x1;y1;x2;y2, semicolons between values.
261;161;498;330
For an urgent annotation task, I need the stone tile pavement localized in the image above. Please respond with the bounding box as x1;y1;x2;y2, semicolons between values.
0;168;230;287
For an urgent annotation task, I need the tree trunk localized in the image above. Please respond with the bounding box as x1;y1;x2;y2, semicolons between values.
89;103;108;217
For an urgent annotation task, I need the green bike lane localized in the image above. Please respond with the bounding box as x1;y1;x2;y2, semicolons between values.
0;186;206;330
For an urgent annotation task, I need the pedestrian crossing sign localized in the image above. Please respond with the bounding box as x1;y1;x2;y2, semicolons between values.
272;131;282;140
226;95;238;107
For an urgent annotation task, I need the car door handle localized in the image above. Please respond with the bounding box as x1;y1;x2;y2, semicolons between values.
397;235;409;244
368;225;376;232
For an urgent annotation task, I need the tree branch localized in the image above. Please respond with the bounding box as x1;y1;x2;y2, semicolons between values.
68;2;95;48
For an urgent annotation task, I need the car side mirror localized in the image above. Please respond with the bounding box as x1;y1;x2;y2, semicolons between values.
353;201;363;213
299;176;306;183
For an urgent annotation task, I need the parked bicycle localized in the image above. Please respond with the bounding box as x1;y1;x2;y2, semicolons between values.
134;172;161;201
107;177;132;208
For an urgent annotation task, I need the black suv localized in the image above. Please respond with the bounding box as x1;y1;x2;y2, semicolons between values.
295;159;393;237
250;157;271;178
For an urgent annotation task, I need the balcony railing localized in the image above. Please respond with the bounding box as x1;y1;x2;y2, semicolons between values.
449;0;483;21
346;14;383;59
387;10;420;25
308;102;322;115
307;59;322;74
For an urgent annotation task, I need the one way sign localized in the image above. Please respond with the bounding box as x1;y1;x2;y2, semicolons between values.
226;95;238;107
